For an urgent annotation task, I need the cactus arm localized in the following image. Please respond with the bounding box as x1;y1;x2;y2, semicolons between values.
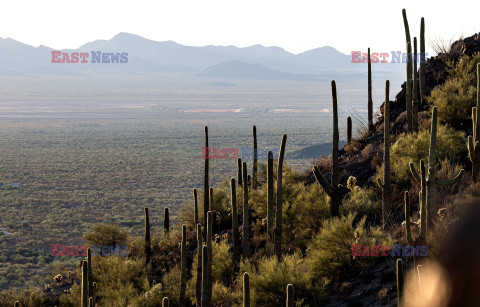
405;192;414;245
468;135;475;162
409;162;422;183
436;169;465;185
377;177;384;188
313;166;334;196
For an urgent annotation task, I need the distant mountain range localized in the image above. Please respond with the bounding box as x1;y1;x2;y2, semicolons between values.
0;33;403;80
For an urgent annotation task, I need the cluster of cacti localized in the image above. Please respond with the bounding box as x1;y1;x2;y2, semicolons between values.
312;80;344;217
274;134;287;261
252;125;258;189
409;107;464;230
467;63;480;182
368;47;373;132
81;249;96;307
377;80;392;228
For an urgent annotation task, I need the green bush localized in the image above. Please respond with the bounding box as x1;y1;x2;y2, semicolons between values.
305;213;392;281
429;52;480;126
341;179;381;222
247;253;324;306
376;126;466;186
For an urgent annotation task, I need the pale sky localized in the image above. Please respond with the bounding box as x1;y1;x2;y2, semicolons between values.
0;0;479;55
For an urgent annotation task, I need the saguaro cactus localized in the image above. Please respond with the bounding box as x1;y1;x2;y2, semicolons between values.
242;162;250;258
347;116;352;145
144;207;151;266
231;178;240;267
253;125;258;189
405;186;426;247
207;211;213;304
274;134;287;261
467;63;480;182
410;107;464;230
87;248;93;300
180;225;187;307
368;48;373;132
201;245;209;307
88;297;93;307
267;150;274;243
193;189;198;226
237;158;243;187
313;80;342;217
164;207;170;235
406;41;413;133
377;80;392;228
413;37;419;131
420;18;426;105
92;282;97;307
204;126;210;235
396;259;404;305
243;272;250;307
287;284;294;307
14;302;20;307
196;224;202;307
162;297;169;307
81;260;88;307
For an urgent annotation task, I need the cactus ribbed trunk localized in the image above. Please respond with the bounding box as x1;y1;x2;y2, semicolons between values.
237;158;243;187
81;260;88;307
201;245;209;307
144;207;151;266
92;282;97;307
286;284;294;307
162;297;169;307
397;259;404;305
267;151;274;245
231;178;240;268
420;18;426;105
193;189;198;227
243;272;250;307
413;37;419;132
206;211;213;304
203;126;209;239
180;225;187;307
164;207;169;235
196;224;202;307
347;116;352;145
368;48;373;132
252;125;258;189
380;81;392;228
87;248;93;300
242;162;250;258
274;134;287;261
406;41;413;133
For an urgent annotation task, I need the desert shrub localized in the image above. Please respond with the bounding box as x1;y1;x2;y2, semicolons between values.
83;223;128;248
376;126;466;186
341;180;381;224
305;213;392;281
248;253;324;306
429;52;480;126
211;282;242;306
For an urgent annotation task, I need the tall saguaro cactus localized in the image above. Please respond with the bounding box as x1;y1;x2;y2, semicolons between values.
196;224;202;307
274;134;287;261
87;248;93;301
204;126;210;236
162;297;169;307
237;158;243;187
164;207;170;235
252;125;258;189
144;207;151;266
413;37;419;131
267;150;274;244
377;80;392;228
405;164;427;247
410;107;464;230
347;116;352;145
206;211;213;304
313;80;342;217
81;260;88;307
201;245;209;307
242;162;250;258
231;178;240;267
243;272;250;307
420;17;426;105
180;225;187;307
286;284;294;307
368;48;373;132
193;189;198;226
403;9;413;133
468;63;480;182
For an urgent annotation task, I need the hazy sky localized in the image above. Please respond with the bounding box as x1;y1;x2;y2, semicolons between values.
1;0;479;55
